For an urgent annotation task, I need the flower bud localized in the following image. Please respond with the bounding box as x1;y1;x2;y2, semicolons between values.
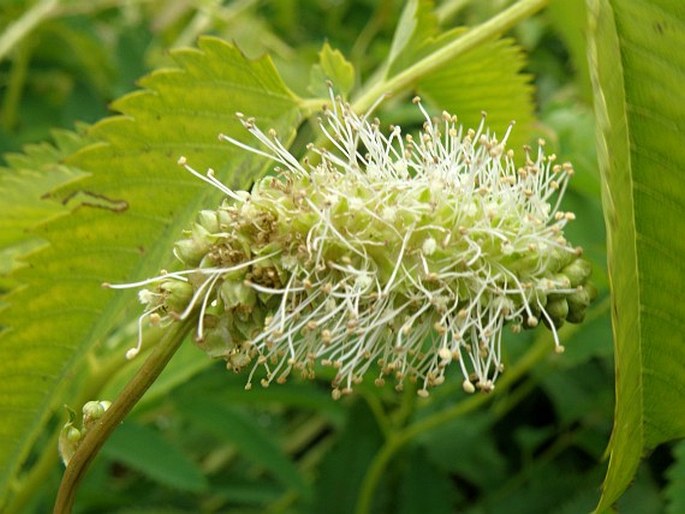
160;279;194;313
197;209;220;233
174;238;208;266
546;297;569;321
562;258;592;287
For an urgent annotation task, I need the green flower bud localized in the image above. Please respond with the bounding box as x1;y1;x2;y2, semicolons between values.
160;279;194;313
197;209;220;233
173;237;208;266
546;297;569;321
219;280;256;310
82;400;105;421
562;258;593;287
58;425;82;466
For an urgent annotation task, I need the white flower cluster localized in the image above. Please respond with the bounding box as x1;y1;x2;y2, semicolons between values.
107;93;594;398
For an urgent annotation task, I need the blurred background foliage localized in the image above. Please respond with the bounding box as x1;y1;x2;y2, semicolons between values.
0;0;682;513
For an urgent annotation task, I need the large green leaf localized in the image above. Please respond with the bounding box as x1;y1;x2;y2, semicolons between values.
381;0;535;149
102;421;208;493
0;127;89;279
588;0;685;510
0;37;302;503
175;397;310;497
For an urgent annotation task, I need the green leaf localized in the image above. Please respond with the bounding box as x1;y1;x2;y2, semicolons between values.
175;396;310;497
588;0;685;510
417;33;535;151
0;37;302;501
419;413;506;490
309;42;355;97
385;0;436;75
399;449;455;514
102;421;208;492
666;440;685;514
0;126;89;278
177;369;345;426
310;400;384;514
381;0;535;149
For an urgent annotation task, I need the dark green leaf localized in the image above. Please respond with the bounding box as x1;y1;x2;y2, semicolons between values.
419;413;506;490
102;421;208;492
310;400;384;514
176;396;310;497
399;449;455;514
666;440;685;514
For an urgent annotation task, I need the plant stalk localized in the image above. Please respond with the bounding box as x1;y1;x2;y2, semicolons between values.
52;319;193;514
351;0;548;113
0;0;59;63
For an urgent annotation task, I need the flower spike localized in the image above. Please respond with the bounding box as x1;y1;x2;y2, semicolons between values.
106;93;595;397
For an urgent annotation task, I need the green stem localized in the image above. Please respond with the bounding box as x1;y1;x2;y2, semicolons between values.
5;323;172;514
351;0;548;113
52;319;193;514
0;0;59;63
1;41;31;131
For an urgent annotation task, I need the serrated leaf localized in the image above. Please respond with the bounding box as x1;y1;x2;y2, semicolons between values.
417;34;535;151
175;397;309;497
666;440;685;514
419;412;506;490
102;421;208;492
386;0;437;75
0;127;89;277
381;0;534;149
0;37;302;501
588;0;685;510
309;42;355;97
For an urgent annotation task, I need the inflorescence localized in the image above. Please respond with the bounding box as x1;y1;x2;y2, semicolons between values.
106;93;594;398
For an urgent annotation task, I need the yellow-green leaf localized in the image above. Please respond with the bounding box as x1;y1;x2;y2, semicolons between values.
0;37;302;503
588;0;685;510
381;0;534;149
0;127;89;279
309;42;355;97
417;33;534;150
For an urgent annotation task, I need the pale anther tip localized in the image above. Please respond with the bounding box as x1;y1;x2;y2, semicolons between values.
177;156;187;165
125;348;139;360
